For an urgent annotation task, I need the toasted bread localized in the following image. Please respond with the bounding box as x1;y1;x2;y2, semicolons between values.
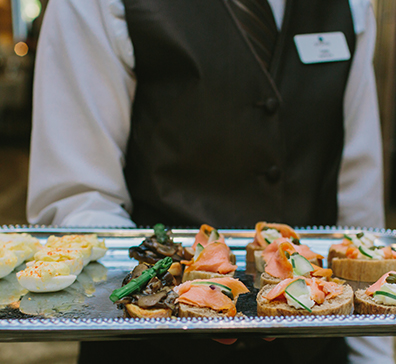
182;270;234;283
124;303;172;318
354;289;396;315
327;246;347;268
331;258;396;283
178;303;242;318
256;283;353;317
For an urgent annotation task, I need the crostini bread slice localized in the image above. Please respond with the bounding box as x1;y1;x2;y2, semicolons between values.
182;270;234;283
124;303;172;318
354;289;396;315
178;303;244;318
327;246;347;268
331;258;396;283
256;283;353;317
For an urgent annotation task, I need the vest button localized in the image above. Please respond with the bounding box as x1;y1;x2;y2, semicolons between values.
264;97;279;114
265;165;281;183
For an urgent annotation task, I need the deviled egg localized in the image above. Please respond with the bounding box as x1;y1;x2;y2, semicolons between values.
0;241;33;266
27;247;84;276
81;234;107;261
16;261;77;293
45;235;93;266
0;247;18;278
0;233;42;260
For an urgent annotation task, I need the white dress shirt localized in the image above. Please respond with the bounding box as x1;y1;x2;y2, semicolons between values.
27;1;392;362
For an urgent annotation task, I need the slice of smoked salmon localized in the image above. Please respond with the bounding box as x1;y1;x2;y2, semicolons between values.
192;224;225;250
294;244;324;261
264;239;295;280
264;277;299;300
253;222;300;248
183;242;237;274
366;271;396;296
174;278;249;317
265;277;343;303
316;279;344;300
306;278;325;304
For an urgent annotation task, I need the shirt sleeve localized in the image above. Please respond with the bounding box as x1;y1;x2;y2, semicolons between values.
27;0;137;227
337;0;385;229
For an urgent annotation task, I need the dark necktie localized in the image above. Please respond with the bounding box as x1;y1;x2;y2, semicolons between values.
228;0;278;69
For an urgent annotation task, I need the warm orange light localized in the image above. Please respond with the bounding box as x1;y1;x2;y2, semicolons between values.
14;42;29;57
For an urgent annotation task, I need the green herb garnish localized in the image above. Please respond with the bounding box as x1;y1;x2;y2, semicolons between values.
154;223;168;243
109;257;173;302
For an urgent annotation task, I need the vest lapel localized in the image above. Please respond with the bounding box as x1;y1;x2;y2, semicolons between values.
222;0;281;100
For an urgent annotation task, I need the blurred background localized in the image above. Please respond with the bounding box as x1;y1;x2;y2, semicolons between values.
1;0;396;227
0;0;395;363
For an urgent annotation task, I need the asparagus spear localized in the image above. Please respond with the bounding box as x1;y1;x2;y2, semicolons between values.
109;256;173;302
154;223;168;243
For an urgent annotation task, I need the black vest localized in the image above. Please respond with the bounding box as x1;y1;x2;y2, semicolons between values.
122;0;356;228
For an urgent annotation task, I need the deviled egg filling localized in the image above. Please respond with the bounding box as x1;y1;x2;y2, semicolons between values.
1;241;33;266
0;248;18;279
0;233;42;260
81;234;107;261
27;247;84;276
46;235;93;266
16;261;77;293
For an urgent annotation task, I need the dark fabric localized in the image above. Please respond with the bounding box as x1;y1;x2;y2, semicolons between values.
228;0;278;69
79;337;349;364
121;0;356;229
81;2;357;364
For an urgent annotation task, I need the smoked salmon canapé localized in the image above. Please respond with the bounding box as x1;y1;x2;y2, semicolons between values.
257;277;353;317
245;222;300;268
354;271;396;314
181;241;238;282
258;238;331;287
328;232;396;282
174;277;249;317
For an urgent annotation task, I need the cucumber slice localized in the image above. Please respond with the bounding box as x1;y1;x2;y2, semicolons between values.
373;290;396;301
208;229;220;243
284;279;312;312
193;243;204;261
290;253;314;276
191;281;233;299
358;245;374;259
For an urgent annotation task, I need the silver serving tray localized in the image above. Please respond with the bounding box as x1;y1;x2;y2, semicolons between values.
1;225;396;342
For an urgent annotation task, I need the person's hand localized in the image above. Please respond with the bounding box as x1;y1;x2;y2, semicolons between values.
213;338;275;345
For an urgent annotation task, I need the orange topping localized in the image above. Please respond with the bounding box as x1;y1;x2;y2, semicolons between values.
253;222;299;248
346;246;359;259
183;242;237;274
264;277;343;303
264;239;295;280
175;278;249;317
192;224;225;250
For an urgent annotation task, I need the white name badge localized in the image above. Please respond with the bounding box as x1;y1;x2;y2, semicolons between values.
294;32;351;64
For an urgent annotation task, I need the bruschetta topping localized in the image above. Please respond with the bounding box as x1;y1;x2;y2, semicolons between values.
174;277;249;317
192;224;225;250
263;238;327;280
264;277;343;309
253;222;300;248
182;242;237;274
